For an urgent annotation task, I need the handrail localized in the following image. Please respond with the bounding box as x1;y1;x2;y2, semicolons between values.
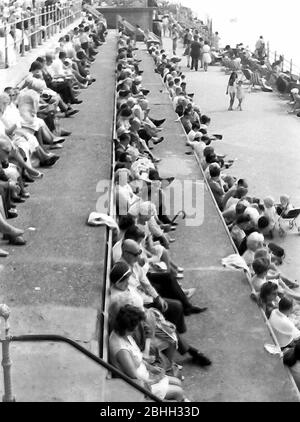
9;334;162;402
151;41;300;400
99;36;117;362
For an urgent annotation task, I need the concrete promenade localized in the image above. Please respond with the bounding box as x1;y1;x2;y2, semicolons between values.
139;41;300;401
0;31;116;401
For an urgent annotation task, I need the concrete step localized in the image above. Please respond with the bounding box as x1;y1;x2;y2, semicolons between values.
103;378;145;402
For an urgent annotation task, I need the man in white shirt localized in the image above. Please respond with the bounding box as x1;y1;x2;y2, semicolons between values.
269;297;300;349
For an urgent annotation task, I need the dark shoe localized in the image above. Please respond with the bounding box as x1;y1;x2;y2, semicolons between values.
23;174;35;183
189;350;212;366
11;196;26;203
65;109;79;117
142;89;150;95
184;306;208;316
154;118;166;127
40;156;60;167
4;235;26;246
21;192;30;199
60;130;72;137
153;137;164;145
71;100;82;105
160;177;175;190
212;134;223;140
7;209;18;219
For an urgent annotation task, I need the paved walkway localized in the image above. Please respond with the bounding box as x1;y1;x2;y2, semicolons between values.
0;31;116;401
139;41;300;401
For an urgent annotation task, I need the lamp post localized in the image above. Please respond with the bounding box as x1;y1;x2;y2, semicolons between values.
0;304;15;402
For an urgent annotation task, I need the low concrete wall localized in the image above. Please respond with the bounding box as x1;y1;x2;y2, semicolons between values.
98;7;156;30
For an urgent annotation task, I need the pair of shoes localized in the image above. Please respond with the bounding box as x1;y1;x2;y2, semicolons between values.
21;192;30;199
168;237;175;243
65;109;79;117
183;288;196;300
176;273;184;280
71;99;82;105
184;305;207;316
40;156;60;167
189;349;212;366
177;266;184;272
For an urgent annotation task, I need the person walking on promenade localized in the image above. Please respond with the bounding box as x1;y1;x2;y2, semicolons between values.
190;35;201;71
183;28;192;68
162;15;169;37
202;41;212;72
171;24;179;55
226;71;238;110
236;80;245;111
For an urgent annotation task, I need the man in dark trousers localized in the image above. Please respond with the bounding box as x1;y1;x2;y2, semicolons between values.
190;35;201;71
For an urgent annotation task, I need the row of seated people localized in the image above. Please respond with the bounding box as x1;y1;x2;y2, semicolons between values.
0;13;104;257
148;41;300;391
107;30;213;402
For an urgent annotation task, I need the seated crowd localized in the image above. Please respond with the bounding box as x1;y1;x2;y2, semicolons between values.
147;38;300;390
108;29;214;402
0;13;105;256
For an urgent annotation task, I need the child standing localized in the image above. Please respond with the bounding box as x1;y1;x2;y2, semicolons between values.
236;80;245;111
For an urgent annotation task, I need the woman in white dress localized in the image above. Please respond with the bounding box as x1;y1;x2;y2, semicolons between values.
202;41;211;72
109;305;187;401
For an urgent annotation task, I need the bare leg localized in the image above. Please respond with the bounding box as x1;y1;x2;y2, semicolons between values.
0;212;24;237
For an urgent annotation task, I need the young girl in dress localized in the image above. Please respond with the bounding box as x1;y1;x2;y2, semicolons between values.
236;80;245;111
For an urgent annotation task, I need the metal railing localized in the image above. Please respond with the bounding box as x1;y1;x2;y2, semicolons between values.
0;304;161;402
0;1;83;69
267;43;300;78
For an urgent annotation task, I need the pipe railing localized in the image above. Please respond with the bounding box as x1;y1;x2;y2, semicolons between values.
0;1;83;69
0;305;161;402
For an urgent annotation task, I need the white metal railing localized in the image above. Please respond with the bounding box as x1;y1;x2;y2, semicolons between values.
0;1;82;69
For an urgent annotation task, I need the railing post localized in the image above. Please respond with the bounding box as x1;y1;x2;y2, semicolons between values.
290;59;293;76
21;17;25;56
4;23;8;69
38;7;42;45
274;51;277;63
0;305;15;402
267;41;270;60
281;55;284;72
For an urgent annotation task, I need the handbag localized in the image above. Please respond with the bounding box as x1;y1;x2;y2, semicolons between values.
150;308;178;346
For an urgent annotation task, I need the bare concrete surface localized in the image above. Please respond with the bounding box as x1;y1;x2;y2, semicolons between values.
0;31;116;402
138;42;300;401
